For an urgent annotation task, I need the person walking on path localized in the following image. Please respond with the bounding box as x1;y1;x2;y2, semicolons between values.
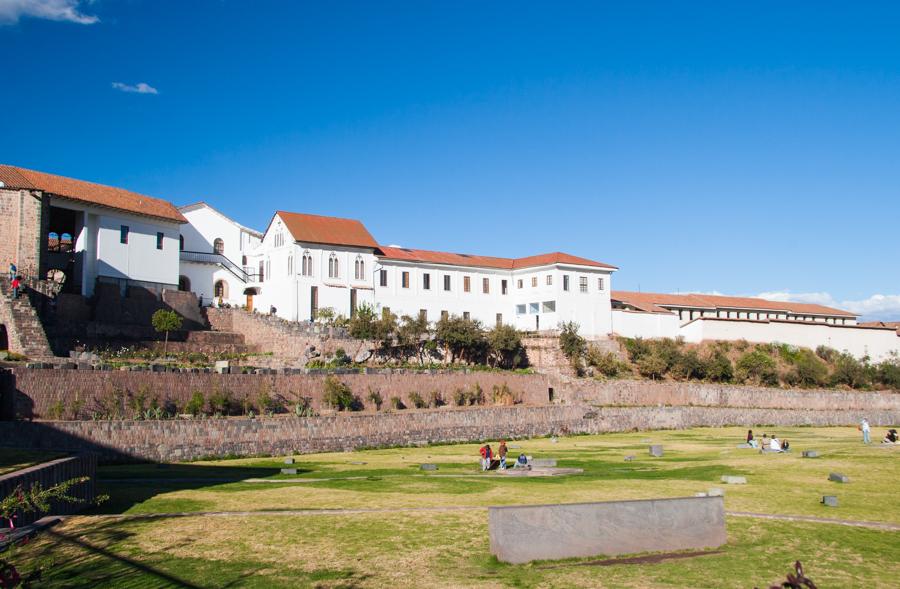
498;440;508;470
479;444;493;471
8;262;16;283
861;418;871;444
10;275;21;299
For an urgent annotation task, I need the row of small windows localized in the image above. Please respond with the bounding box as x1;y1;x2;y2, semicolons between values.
377;270;604;294
401;308;504;327
516;301;556;315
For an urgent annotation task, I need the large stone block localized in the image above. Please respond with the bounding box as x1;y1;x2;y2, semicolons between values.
802;450;820;458
649;445;663;457
531;458;557;468
829;472;849;483
489;496;726;564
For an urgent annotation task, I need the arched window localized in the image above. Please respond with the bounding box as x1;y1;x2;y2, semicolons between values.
287;255;293;276
179;235;185;251
214;280;228;299
60;233;73;252
328;253;339;278
178;276;191;292
354;256;365;280
47;231;60;252
302;251;313;276
213;238;224;255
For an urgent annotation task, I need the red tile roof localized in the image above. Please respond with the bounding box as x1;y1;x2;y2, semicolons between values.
611;291;857;318
377;246;616;271
0;164;186;223
277;211;380;249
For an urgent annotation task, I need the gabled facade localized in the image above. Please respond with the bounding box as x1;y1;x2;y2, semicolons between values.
178;202;262;306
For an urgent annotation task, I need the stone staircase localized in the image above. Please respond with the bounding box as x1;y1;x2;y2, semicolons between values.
0;281;54;359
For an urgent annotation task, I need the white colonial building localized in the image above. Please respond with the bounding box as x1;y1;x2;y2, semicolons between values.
189;210;617;337
178;202;262;307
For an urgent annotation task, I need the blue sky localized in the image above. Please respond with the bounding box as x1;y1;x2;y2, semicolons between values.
2;1;899;320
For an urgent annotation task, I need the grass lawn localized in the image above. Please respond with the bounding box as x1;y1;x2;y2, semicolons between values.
10;426;900;588
0;448;63;475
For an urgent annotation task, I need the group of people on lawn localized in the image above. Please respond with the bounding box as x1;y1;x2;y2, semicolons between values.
479;441;528;471
746;429;790;452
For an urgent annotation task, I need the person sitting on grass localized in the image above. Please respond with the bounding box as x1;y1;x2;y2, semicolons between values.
781;438;790;452
746;429;758;448
769;436;784;452
883;429;898;444
515;453;528;469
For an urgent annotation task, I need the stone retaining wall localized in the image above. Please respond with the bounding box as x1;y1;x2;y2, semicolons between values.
1;405;897;462
0;455;97;526
4;367;899;420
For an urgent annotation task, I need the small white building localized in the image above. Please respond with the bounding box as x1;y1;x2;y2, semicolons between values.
230;210;617;337
178;202;262;306
0;164;186;296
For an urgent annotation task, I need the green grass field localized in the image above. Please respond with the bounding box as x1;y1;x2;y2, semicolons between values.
8;426;900;588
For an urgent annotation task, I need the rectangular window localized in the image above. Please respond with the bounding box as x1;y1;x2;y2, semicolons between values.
531;276;538;287
258;261;265;283
463;311;470;320
287;256;293;275
463;276;471;292
444;275;451;291
496;313;503;327
597;277;605;291
402;271;410;288
546;275;552;286
501;279;508;295
419;309;427;322
441;310;449;321
542;300;556;313
516;304;526;315
156;232;164;250
120;225;129;244
563;275;570;291
423;273;431;290
579;276;588;293
482;277;490;294
529;302;540;314
517;279;523;289
379;269;388;287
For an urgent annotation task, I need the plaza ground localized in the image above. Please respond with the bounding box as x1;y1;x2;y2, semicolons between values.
8;426;900;588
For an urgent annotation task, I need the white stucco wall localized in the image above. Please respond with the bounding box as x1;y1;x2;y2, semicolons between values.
679;318;900;361
611;309;680;339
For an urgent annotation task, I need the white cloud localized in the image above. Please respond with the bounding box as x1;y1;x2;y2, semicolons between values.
0;0;99;25
111;82;159;95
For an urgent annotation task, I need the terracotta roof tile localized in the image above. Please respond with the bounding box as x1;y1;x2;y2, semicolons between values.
277;211;379;249
611;291;856;318
0;164;186;223
377;246;615;271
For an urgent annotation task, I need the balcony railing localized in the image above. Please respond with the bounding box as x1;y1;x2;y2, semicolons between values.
179;251;252;283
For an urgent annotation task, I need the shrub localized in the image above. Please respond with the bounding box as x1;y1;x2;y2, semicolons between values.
815;345;838;363
332;348;351;366
186;391;205;416
435;315;488;364
323;376;356;410
208;389;234;415
491;383;520;405
558;321;586;372
621;337;651;363
585;345;630;378
735;350;779;386
486;324;525;368
705;350;734;382
427;390;444;408
408;391;427;409
875;358;900;389
47;400;65;420
452;388;466;406
784;350;828;388
829;353;871;389
390;396;405;410
671;349;706;381
151;309;183;356
256;391;275;414
467;383;485;405
636;352;668;380
367;388;383;410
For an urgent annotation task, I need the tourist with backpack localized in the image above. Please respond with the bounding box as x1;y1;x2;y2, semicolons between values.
498;440;508;470
479;444;492;471
10;275;21;299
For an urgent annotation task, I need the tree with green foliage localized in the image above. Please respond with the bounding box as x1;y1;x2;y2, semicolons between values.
322;376;359;410
434;315;487;364
735;349;779;386
486;323;525;369
784;349;829;388
395;313;431;365
558;321;586;373
704;350;734;382
151;309;183;357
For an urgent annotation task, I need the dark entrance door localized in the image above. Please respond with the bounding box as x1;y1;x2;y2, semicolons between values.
310;286;318;320
350;288;357;318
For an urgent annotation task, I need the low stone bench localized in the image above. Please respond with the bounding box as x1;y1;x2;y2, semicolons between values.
802;450;820;458
420;464;438;471
721;475;747;484
829;473;849;484
649;445;663;457
531;459;557;468
489;496;726;564
822;495;838;507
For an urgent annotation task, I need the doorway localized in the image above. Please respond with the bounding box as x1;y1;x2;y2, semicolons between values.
350;288;357;318
310;286;318;320
246;292;254;312
535;315;540;331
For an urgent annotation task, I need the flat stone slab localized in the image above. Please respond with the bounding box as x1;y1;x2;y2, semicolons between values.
707;488;724;497
284;457;295;465
802;450;820;458
499;467;583;478
489;496;726;564
736;443;752;449
420;464;438;471
624;455;635;462
721;476;747;484
531;458;557;468
822;495;838;507
281;468;297;475
829;473;849;484
649;445;663;457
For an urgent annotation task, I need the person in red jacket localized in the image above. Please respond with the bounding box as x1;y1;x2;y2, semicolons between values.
11;275;21;299
479;444;493;471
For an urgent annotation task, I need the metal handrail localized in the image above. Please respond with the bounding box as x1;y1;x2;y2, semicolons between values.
179;250;251;282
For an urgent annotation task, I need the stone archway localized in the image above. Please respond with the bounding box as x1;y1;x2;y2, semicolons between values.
179;275;191;292
0;324;8;351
